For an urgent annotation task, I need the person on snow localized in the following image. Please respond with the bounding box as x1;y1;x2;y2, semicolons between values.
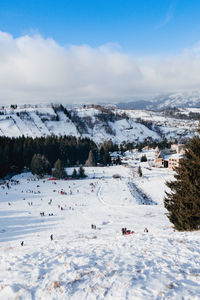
122;228;127;235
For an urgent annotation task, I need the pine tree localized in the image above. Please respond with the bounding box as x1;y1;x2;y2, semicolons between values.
140;154;147;162
164;133;200;231
72;168;77;178
52;159;67;179
78;166;86;178
103;151;111;166
86;150;96;166
0;146;8;177
31;154;51;177
43;155;52;174
99;146;105;164
137;144;143;152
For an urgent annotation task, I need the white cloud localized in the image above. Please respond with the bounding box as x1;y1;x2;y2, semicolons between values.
0;31;200;105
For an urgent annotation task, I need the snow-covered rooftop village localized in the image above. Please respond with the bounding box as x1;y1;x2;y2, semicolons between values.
0;103;200;300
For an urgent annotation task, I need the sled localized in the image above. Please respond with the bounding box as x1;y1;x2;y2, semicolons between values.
124;231;135;235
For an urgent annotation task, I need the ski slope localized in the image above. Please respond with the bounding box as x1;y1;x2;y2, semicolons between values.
0;166;200;300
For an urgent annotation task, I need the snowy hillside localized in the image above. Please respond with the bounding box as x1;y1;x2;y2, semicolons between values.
0;163;200;299
126;109;199;141
0;105;160;143
117;91;200;111
0;104;199;143
149;91;200;110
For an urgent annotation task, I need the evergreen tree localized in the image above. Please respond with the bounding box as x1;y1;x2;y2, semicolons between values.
140;154;147;162
99;146;105;164
0;135;98;178
43;156;52;174
0;146;8;177
72;168;78;178
120;144;125;154
137;144;143;152
78;166;86;178
138;166;142;177
103;151;111;166
52;159;67;179
31;154;51;176
86;150;96;166
164;132;200;231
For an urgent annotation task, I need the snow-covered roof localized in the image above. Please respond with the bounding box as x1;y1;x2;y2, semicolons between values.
164;153;184;160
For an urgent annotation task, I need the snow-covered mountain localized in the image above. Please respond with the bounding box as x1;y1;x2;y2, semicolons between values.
117;91;200;110
0;104;199;143
148;91;200;110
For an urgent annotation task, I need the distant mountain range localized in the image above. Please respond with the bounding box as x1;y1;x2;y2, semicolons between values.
117;91;200;110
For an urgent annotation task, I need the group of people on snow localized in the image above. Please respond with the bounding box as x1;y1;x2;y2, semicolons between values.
121;227;149;235
122;228;134;235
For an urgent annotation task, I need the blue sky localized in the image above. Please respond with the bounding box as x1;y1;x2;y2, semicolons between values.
0;0;200;104
0;0;200;55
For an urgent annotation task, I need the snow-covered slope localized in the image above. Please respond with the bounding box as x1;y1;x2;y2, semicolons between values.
126;109;199;141
117;91;200;110
149;91;200;110
0;165;200;299
0;104;199;143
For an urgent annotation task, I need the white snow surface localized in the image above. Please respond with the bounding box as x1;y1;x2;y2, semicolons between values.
0;164;200;299
0;105;199;143
45;111;79;137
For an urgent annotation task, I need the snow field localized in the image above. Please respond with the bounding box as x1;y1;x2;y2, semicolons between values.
0;166;200;299
1;105;198;143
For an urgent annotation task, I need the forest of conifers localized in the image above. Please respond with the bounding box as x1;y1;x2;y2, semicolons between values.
0;136;120;178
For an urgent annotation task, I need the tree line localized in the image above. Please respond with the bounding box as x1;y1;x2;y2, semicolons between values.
0;136;120;178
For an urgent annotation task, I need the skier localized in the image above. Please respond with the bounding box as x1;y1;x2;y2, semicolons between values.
50;234;53;241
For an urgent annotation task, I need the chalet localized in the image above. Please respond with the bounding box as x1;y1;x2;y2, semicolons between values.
155;157;164;168
155;146;175;168
168;153;184;170
154;144;185;169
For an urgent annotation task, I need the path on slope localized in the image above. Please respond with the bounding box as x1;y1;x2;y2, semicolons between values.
97;178;139;209
0;168;199;300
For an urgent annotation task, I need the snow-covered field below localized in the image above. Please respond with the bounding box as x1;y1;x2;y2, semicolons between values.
0;165;200;300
